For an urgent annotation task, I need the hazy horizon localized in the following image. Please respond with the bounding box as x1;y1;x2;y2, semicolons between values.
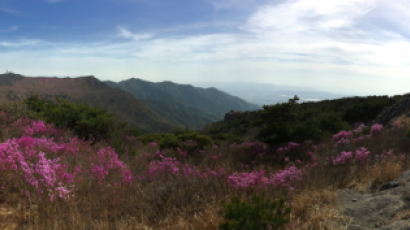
1;0;410;96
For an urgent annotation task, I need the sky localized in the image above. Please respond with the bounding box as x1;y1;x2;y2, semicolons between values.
1;0;410;95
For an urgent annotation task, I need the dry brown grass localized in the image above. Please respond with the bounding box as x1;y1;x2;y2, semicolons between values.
0;206;18;230
147;202;221;230
348;158;405;192
288;189;351;230
392;115;410;128
0;201;222;230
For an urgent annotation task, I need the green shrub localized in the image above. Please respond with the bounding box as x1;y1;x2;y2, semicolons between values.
24;96;121;140
139;130;213;150
206;95;402;148
258;101;349;146
219;195;290;230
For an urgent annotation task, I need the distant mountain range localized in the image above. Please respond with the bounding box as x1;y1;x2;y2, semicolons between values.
106;78;259;129
0;73;258;132
194;82;347;106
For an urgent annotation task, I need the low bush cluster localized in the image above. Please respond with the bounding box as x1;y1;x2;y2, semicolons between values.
220;195;290;230
24;96;123;140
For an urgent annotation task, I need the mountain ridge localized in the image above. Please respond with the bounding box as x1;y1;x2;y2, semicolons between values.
106;77;259;129
0;73;180;132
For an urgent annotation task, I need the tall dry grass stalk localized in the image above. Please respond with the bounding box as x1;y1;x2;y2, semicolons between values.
288;189;351;230
348;157;405;192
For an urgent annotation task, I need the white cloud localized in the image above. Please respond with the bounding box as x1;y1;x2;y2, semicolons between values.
3;0;410;95
0;39;42;48
118;26;154;41
246;0;376;32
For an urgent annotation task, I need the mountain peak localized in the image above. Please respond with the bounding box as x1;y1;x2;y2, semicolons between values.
77;76;106;88
0;72;24;85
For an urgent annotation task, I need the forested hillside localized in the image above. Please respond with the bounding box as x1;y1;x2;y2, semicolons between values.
107;78;259;129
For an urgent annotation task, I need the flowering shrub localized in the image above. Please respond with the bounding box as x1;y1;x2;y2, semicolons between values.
331;151;353;165
227;170;267;189
276;142;300;154
227;165;304;189
0;120;134;201
24;120;59;136
332;130;353;144
354;147;371;162
90;147;133;184
146;156;180;179
270;165;304;188
142;153;225;181
0;137;75;201
370;123;383;134
332;147;371;165
353;123;367;134
332;124;382;145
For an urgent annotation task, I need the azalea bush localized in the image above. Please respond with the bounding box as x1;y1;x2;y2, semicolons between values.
0;117;133;203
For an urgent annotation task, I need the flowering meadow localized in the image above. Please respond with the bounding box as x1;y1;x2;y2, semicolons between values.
1;108;410;230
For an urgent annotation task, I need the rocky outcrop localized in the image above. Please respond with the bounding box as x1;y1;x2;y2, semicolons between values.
375;95;410;125
337;171;410;230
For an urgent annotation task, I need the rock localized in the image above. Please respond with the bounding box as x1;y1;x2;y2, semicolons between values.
380;181;400;191
397;170;410;183
381;220;410;230
375;96;410;125
337;170;410;229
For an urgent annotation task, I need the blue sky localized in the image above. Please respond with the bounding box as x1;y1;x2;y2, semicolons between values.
1;0;410;95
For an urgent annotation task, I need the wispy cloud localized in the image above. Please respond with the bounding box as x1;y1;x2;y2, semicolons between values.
0;26;19;33
117;26;154;41
47;0;64;3
0;7;20;15
208;0;272;10
0;39;42;48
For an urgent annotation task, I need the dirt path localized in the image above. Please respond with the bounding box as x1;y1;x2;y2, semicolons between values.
337;171;410;230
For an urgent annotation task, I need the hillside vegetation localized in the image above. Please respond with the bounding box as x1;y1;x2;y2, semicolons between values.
0;73;258;132
205;95;403;146
0;73;179;132
107;78;259;129
1;87;410;229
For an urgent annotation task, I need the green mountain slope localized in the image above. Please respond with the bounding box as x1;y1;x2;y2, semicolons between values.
106;78;259;129
0;73;179;132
